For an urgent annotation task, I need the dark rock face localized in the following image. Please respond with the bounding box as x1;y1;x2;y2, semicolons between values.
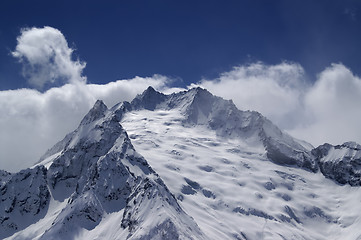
312;142;361;186
131;86;167;111
263;136;316;172
47;115;125;201
80;100;108;125
0;166;50;239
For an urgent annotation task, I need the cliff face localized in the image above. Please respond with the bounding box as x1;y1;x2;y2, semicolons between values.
313;142;361;186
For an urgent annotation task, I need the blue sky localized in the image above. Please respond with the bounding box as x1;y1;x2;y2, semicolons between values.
1;0;361;90
2;0;361;171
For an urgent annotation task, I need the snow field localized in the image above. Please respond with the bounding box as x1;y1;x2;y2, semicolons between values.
122;109;361;240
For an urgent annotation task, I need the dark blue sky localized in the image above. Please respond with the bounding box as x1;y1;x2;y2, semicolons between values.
1;0;361;90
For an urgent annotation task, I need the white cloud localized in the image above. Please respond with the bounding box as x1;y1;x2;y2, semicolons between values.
0;76;172;172
2;61;361;172
12;26;86;89
289;63;361;146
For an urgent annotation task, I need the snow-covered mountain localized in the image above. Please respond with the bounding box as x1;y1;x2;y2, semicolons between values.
131;87;316;171
1;98;204;240
1;87;361;239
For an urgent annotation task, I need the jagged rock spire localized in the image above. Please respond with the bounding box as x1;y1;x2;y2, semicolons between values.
80;100;108;125
131;86;167;110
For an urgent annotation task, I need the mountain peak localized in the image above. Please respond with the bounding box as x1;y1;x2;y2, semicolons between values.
340;141;361;150
128;87;316;171
131;86;167;110
188;86;214;100
79;100;108;125
145;85;157;93
93;99;107;108
313;141;361;186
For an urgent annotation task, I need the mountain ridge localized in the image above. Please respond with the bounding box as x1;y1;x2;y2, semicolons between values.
128;86;361;181
2;93;205;239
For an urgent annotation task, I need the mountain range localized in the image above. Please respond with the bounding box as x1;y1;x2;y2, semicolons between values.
1;87;361;239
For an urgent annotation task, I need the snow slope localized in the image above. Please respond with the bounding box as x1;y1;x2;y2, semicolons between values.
121;108;361;240
121;87;361;239
131;87;316;171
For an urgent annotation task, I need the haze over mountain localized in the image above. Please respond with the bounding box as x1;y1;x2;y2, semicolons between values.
1;87;361;239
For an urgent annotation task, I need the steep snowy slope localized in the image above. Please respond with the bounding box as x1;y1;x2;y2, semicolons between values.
120;87;361;239
3;100;205;240
121;108;361;240
132;87;316;171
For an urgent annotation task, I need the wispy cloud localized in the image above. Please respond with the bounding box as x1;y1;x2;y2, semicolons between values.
12;26;86;89
344;7;357;21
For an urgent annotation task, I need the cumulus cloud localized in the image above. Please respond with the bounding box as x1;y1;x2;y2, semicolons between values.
1;26;179;172
289;63;361;146
0;75;172;172
195;62;361;147
12;26;86;89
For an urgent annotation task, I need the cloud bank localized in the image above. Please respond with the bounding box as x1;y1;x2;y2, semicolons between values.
291;64;361;145
12;26;86;88
2;26;361;172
